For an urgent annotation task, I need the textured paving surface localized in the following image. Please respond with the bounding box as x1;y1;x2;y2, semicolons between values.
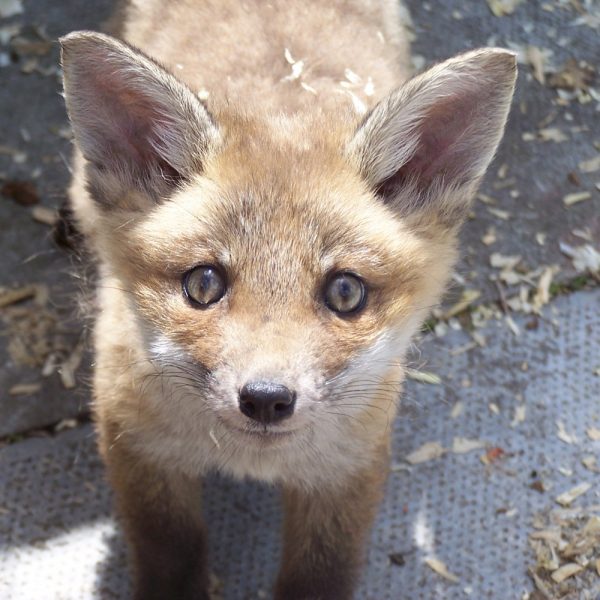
0;0;113;436
1;289;599;599
1;0;599;435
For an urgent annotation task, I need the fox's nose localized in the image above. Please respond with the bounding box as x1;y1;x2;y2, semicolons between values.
239;381;296;424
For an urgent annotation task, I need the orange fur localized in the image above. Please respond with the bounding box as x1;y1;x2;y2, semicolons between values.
60;1;516;597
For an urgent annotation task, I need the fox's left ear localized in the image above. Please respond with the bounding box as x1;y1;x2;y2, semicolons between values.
348;48;517;229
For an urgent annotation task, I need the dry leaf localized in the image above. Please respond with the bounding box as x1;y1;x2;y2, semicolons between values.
505;316;520;336
0;0;23;18
529;503;600;595
1;180;39;206
529;569;553;596
481;446;506;465
582;516;600;536
579;155;600;173
572;229;594;244
450;402;464;419
490;253;521;269
405;369;442;385
532;267;553;312
389;462;411;473
556;483;592;507
31;205;58;226
486;0;523;16
452;437;486;454
449;342;477;356
548;59;595;92
424;557;459;583
477;192;496;204
563;191;591;206
10;35;52;57
526;45;546;84
59;338;85;389
0;23;20;46
551;563;583;583
582;455;597;470
587;428;600;441
438;289;480;320
405;441;445;465
494;178;518;190
0;285;38;308
9;382;41;396
511;405;527;427
54;418;78;432
529;529;563;544
487;207;511;220
471;331;486;347
556;420;577;444
559;242;600;274
481;226;497;246
538;128;568;142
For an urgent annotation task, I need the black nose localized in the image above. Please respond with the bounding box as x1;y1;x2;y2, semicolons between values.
239;381;296;424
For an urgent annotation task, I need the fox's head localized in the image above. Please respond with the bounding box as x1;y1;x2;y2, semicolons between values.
61;33;515;476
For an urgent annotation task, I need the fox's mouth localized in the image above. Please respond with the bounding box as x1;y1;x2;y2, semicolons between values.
216;415;299;443
235;424;296;438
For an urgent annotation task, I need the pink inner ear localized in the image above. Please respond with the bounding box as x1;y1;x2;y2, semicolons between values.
94;81;160;166
79;58;181;180
398;91;480;186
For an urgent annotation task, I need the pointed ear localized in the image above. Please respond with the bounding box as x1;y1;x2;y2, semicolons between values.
60;31;219;206
348;48;517;228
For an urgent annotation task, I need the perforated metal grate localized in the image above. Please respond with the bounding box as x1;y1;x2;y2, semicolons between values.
1;289;599;599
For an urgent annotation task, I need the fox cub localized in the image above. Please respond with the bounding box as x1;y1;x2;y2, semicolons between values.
61;0;516;598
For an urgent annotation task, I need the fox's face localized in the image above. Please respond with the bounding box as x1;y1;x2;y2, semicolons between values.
112;130;445;441
61;33;515;471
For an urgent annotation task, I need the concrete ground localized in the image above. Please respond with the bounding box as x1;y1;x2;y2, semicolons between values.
0;0;599;599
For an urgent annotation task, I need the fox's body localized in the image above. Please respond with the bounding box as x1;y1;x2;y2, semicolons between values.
62;1;516;598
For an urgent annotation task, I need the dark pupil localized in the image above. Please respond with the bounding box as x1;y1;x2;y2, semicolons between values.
328;274;363;313
191;267;221;303
199;269;215;294
337;278;353;300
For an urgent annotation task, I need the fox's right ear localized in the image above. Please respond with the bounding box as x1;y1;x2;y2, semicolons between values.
348;48;516;231
60;31;219;208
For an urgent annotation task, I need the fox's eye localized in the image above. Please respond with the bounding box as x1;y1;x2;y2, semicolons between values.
183;265;226;307
324;272;366;315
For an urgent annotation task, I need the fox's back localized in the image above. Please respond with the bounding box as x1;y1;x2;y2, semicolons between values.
120;0;412;114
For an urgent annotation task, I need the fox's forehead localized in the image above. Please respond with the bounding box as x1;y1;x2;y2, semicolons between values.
125;115;428;299
133;161;421;282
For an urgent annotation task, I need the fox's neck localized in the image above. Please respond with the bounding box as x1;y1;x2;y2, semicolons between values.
121;0;411;114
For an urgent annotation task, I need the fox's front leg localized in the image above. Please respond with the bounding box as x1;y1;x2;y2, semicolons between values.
275;444;389;600
100;427;210;600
